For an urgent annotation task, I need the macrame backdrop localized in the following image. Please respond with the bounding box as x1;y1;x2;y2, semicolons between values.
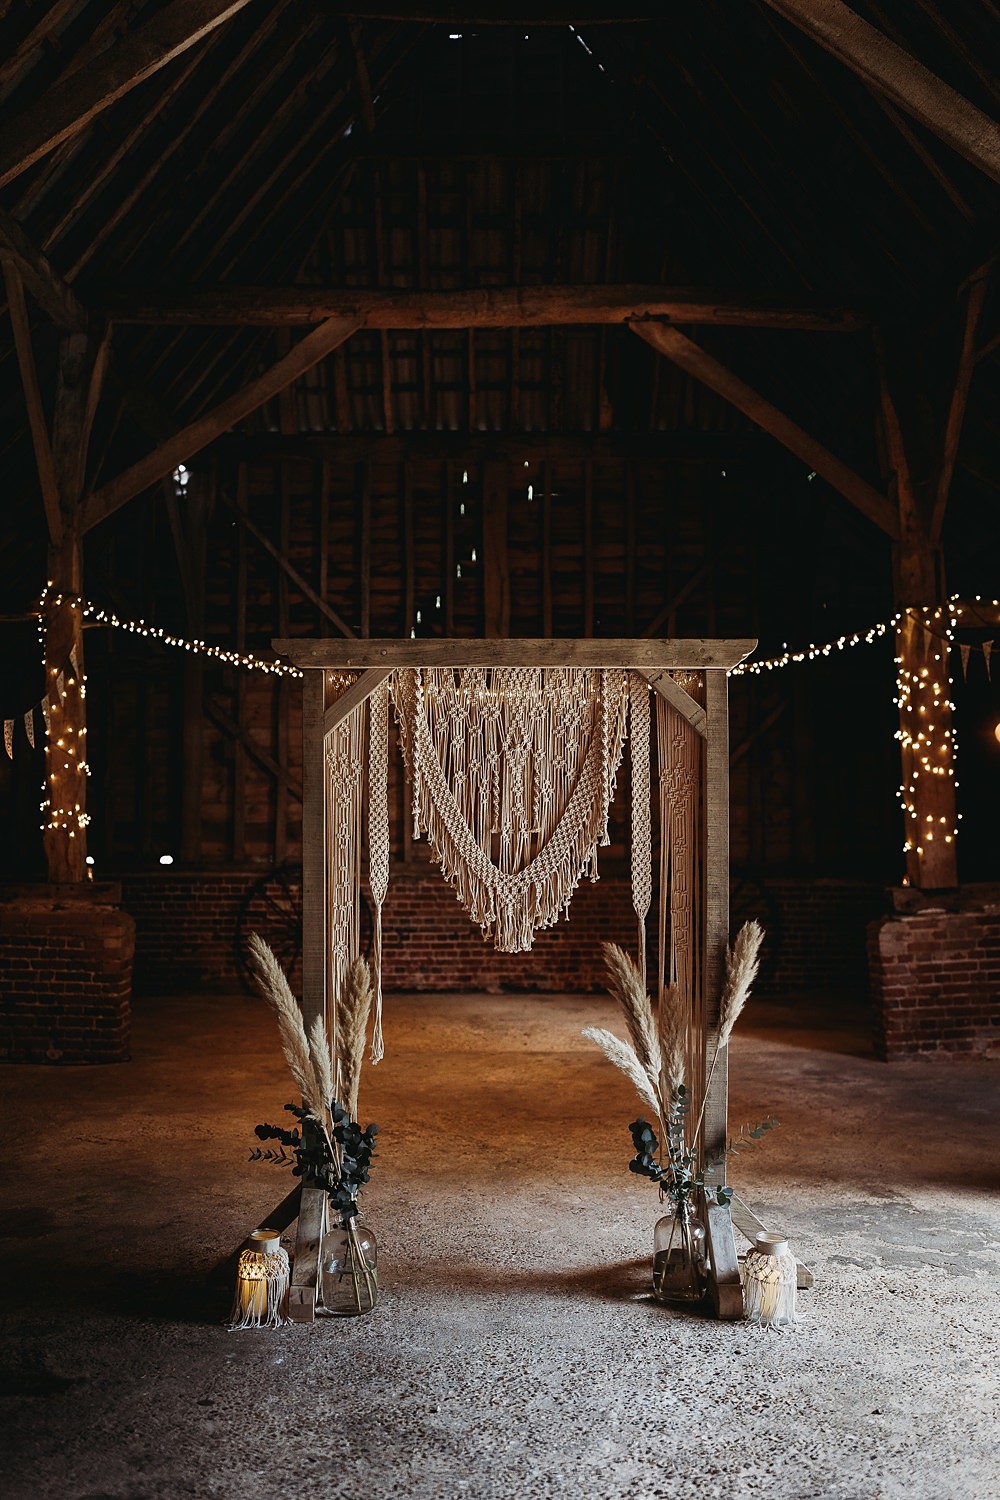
391;667;628;953
321;665;703;1077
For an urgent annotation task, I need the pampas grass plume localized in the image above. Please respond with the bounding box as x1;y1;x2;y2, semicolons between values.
658;982;686;1099
581;1026;661;1119
337;956;373;1120
720;919;764;1046
602;942;662;1095
246;932;321;1111
309;1014;336;1112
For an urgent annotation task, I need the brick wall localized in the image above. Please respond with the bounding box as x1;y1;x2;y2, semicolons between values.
120;865;880;998
869;889;1000;1059
0;890;135;1064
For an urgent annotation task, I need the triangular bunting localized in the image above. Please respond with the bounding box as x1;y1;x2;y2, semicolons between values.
41;696;51;733
56;671;65;700
959;643;971;679
3;720;13;759
24;710;35;749
70;646;80;680
984;641;993;681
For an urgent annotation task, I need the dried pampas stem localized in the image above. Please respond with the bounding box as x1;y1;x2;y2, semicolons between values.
658;981;687;1100
689;919;765;1156
719;919;763;1047
308;1014;336;1113
246;933;322;1112
581;1026;662;1119
337;956;373;1121
602;943;662;1098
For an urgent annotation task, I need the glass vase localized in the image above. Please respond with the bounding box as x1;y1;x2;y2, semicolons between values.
652;1200;706;1305
319;1216;378;1317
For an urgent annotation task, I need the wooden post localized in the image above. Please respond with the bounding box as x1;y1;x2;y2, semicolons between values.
877;329;960;889
288;666;328;1323
700;668;742;1319
43;328;109;883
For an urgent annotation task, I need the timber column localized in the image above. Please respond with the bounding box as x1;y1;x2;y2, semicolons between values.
878;328;959;890
42;539;89;881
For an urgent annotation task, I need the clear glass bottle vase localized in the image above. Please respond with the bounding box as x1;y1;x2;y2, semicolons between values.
652;1199;707;1305
319;1214;378;1317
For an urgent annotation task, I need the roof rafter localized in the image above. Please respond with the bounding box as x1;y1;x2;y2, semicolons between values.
0;0;259;191
81;317;361;533
630;320;899;537
760;0;1000;185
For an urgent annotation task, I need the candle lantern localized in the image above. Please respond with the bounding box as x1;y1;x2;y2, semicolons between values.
743;1231;797;1327
229;1228;290;1330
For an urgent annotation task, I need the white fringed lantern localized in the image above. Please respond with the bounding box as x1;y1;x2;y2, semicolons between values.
744;1231;797;1327
229;1229;290;1330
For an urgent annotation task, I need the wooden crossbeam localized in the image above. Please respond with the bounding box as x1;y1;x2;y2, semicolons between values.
0;0;257;190
81;317;360;533
2;258;62;545
100;283;873;331
931;278;988;546
0;209;89;333
631;322;899;539
274;638;756;670
761;0;1000;186
217;489;357;640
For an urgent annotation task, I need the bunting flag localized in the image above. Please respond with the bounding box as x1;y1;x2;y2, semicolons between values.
40;695;51;734
959;643;972;679
24;710;35;749
70;647;80;680
984;642;993;681
3;720;12;759
56;671;65;700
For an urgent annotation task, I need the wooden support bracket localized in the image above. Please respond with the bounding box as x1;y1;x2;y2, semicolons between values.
323;668;392;735
287;1185;326;1323
637;668;707;737
703;1200;745;1320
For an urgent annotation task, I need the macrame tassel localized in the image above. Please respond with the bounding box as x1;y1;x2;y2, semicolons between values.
368;678;390;1064
629;673;652;988
229;1236;290;1331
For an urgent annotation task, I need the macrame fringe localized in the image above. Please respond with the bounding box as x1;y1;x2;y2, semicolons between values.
367;679;390;1065
228;1250;290;1331
629;673;652;987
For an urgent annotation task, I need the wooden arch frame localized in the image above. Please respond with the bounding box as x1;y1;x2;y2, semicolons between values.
271;635;756;1321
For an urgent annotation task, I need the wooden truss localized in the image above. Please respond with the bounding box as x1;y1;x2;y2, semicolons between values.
245;635;779;1322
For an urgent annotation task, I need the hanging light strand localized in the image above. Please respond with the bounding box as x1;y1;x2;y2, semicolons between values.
36;587;303;678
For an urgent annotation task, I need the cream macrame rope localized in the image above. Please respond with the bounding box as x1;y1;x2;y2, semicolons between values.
629;673;652;986
367;678;390;1064
393;667;628;952
326;702;365;1046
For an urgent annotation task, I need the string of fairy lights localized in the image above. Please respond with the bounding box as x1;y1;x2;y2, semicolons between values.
22;587;998;861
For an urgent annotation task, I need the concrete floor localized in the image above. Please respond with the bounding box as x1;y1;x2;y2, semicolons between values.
1;987;998;1500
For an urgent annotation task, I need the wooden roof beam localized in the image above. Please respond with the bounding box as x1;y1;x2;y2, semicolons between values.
81;317;360;533
0;209;89;332
760;0;1000;186
99;285;874;331
630;321;899;539
0;0;258;191
1;258;63;545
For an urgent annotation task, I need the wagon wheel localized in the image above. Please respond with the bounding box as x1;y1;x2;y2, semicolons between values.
236;861;374;996
728;865;781;982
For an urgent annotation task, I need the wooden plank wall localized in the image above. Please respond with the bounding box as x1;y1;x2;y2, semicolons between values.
81;447;897;875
